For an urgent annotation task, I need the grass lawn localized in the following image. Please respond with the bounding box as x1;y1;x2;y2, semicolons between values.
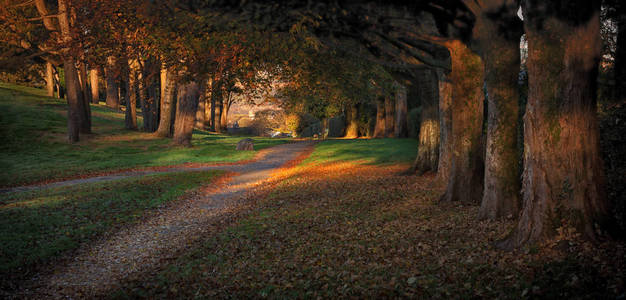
113;140;624;299
0;170;223;279
304;138;417;166
0;82;288;187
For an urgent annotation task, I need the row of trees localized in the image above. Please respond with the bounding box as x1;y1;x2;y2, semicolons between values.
1;0;623;249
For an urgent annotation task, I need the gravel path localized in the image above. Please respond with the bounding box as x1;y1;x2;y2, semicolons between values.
17;141;314;299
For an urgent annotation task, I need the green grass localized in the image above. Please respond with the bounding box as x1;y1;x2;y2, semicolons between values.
304;138;418;165
0;82;289;187
0;170;223;276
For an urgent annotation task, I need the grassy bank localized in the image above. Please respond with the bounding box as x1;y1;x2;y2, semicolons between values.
0;83;288;187
304;138;418;166
0;170;223;278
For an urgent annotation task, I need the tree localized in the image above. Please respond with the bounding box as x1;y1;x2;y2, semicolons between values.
499;0;609;248
105;56;119;109
394;83;408;138
89;68;99;104
411;68;440;174
173;81;201;146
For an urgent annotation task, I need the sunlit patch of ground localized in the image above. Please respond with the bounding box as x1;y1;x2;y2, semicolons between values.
115;161;625;299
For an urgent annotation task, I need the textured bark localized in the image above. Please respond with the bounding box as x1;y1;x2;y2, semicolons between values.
373;97;386;138
195;86;207;129
105;56;119;109
45;62;54;97
412;68;440;174
472;0;523;220
210;80;222;132
436;70;453;183
140;59;159;132
440;40;485;204
344;104;359;138
499;1;608;248
384;96;395;137
77;62;92;133
89;68;99;104
63;58;81;142
155;67;176;137
220;92;230;131
394;84;408;138
215;94;223;133
173;81;201;146
124;60;138;130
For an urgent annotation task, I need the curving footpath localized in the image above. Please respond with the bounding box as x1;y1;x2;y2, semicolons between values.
15;141;314;299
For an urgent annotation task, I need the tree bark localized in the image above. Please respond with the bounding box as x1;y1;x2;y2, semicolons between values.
412;68;440;174
105;56;119;109
344;104;359;138
474;0;523;220
89;68;99;104
140;59;159;132
499;0;608;248
220;91;230;131
373;97;386;138
436;70;453;183
45;61;54;97
384;96;395;137
195;86;207;129
155;66;176;137
124;60;138;130
63;58;81;142
210;80;222;132
394;84;408;138
173;81;201;146
215;93;223;133
440;40;485;204
77;62;92;133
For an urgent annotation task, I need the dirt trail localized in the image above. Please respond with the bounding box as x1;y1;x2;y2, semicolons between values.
17;141;314;299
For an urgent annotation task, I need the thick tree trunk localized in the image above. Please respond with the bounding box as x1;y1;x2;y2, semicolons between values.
140;59;159;132
124;60;138;130
195;87;207;129
384;96;395;137
499;1;608;248
155;67;176;137
436;70;453;183
63;58;81;142
89;68;99;104
173;81;201;146
77;62;92;133
344;104;359;138
440;40;485;204
373;97;386;138
105;56;119;109
474;0;523;220
45;62;54;97
412;68;440;174
394;84;408;138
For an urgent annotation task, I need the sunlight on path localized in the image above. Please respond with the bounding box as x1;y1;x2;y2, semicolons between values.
19;142;313;298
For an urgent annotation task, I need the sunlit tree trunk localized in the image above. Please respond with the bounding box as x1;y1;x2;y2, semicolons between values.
344;104;359;138
156;66;176;137
89;68;99;104
384;96;395;137
499;0;608;248
105;56;119;109
195;85;207;129
412;68;440;174
394;84;408;138
45;61;54;97
220;91;230;131
173;81;200;146
436;70;453;183
215;93;223;133
472;0;523;220
124;60;138;130
373;97;386;138
440;40;485;204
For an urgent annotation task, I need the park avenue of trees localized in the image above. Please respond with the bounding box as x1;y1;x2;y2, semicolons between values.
1;0;624;256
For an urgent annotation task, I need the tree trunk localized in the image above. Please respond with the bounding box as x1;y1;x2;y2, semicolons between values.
45;61;54;97
89;68;99;104
155;66;175;137
344;104;359;138
373;97;386;138
412;68;440;174
615;2;626;102
394;84;408;137
77;62;92;133
124;60;138;130
105;56;119;109
215;94;223;133
63;58;81;142
440;40;485;204
384;96;395;137
140;59;159;132
220;91;230;131
499;1;608;248
436;70;453;183
195;86;207;129
53;67;62;99
173;81;200;146
475;0;523;220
